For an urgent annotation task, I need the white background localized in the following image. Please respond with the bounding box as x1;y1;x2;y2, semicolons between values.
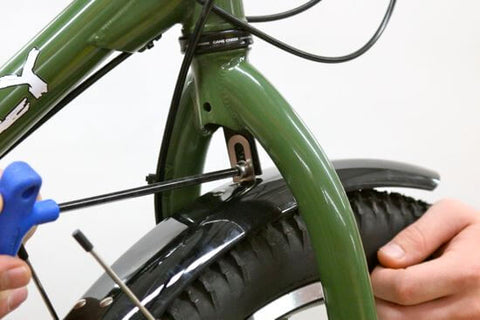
0;0;480;319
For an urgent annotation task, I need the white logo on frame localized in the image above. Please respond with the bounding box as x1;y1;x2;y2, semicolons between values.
0;99;30;134
0;48;47;134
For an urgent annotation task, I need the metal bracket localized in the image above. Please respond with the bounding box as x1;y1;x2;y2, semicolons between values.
225;129;261;182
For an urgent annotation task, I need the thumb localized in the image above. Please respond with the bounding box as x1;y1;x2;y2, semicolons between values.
378;224;428;268
377;199;475;269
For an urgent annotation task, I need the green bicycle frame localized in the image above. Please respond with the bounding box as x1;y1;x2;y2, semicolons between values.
0;0;377;319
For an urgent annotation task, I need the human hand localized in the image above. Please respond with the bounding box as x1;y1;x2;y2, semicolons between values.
0;196;31;318
371;199;480;319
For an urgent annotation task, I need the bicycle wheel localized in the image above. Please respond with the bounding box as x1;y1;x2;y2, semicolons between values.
159;190;428;320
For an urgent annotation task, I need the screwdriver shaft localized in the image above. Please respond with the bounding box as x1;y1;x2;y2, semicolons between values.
59;167;240;212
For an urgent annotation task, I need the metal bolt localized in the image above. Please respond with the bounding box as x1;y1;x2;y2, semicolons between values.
73;299;87;310
99;297;113;308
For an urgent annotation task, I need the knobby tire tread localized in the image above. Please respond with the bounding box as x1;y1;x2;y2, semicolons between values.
164;190;429;320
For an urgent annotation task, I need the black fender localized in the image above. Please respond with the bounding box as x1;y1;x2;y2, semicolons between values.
64;159;439;319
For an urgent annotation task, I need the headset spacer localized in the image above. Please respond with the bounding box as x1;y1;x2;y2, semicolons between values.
180;30;253;55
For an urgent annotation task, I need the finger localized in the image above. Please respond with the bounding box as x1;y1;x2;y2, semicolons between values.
376;297;448;320
371;254;461;305
376;293;480;320
0;256;31;291
0;287;28;318
378;199;479;268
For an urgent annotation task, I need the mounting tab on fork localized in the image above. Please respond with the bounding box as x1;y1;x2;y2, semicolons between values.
224;128;262;183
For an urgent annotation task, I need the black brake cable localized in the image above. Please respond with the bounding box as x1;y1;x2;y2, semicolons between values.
210;0;396;63
246;0;322;23
154;0;217;223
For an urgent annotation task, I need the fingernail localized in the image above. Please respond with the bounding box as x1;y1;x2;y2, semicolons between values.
3;267;28;287
7;287;28;312
381;243;405;259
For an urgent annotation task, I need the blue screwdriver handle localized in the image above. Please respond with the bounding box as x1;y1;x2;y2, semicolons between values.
0;162;60;256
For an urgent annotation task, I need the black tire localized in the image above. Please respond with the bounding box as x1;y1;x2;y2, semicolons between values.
163;190;429;320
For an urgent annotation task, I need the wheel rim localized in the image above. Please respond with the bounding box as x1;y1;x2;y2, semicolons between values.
247;282;325;320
